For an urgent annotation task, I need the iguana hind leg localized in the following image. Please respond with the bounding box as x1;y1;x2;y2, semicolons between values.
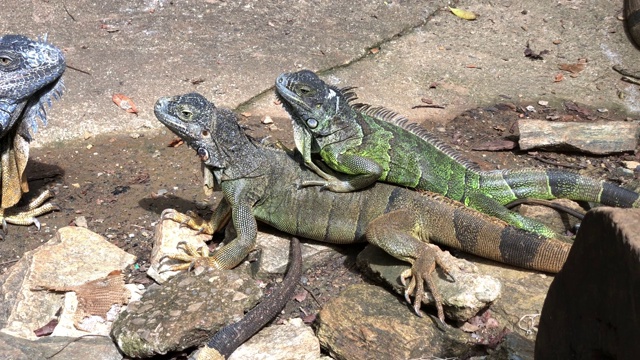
365;209;453;322
464;190;559;238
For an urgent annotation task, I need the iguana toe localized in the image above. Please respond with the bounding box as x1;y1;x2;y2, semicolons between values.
161;241;213;272
399;245;450;322
161;208;214;234
0;190;59;232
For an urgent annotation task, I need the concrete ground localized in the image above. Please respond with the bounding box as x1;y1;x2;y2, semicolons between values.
1;0;638;146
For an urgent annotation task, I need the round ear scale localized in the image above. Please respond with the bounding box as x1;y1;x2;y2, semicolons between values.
197;147;210;161
306;118;318;129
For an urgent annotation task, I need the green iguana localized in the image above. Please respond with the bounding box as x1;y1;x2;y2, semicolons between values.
274;69;640;237
0;34;65;237
154;92;571;330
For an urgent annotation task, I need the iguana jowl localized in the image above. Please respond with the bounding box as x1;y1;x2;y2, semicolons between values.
0;34;65;236
154;92;571;330
275;70;640;237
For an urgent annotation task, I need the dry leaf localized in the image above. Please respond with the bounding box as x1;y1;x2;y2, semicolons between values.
112;93;139;115
449;7;477;20
558;62;586;74
168;137;184;147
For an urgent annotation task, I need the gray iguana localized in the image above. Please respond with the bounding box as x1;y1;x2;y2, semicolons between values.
274;70;640;238
0;34;65;236
154;92;571;331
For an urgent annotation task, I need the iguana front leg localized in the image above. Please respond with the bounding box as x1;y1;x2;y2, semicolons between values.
365;209;454;322
0;190;59;232
293;123;337;183
0;134;59;238
162;182;260;270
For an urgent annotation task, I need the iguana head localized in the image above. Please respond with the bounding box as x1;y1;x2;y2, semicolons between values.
0;34;66;140
275;70;357;139
154;92;264;180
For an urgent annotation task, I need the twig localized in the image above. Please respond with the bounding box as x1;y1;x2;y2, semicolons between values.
0;259;19;266
411;104;446;109
67;65;91;76
62;1;76;21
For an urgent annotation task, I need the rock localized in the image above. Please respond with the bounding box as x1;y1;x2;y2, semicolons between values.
536;207;640;358
460;256;554;339
487;331;534;360
517;119;639;154
0;226;136;340
0;332;122;360
356;244;502;321
315;284;472;359
112;264;262;357
228;318;322;360
147;217;213;283
622;160;640;170
252;231;341;277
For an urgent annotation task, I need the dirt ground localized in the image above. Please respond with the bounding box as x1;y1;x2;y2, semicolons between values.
0;101;638;358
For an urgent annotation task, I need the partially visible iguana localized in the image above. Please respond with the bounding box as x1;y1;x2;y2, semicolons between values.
154;92;571;329
274;69;640;238
0;34;66;237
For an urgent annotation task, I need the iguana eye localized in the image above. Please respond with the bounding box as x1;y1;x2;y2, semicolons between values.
306;118;318;128
296;86;313;96
179;108;193;120
0;56;12;66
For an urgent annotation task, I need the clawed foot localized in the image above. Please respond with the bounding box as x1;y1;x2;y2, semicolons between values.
400;244;454;322
160;241;214;272
0;190;59;239
161;208;214;235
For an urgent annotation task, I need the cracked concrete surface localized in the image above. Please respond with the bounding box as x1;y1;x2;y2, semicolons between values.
1;0;638;146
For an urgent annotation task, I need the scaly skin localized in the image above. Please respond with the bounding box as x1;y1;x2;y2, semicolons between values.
0;34;65;236
274;70;640;238
154;93;571;327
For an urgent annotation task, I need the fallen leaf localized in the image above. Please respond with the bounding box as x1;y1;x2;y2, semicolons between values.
112;93;139;115
167;137;184;147
558;62;586;74
34;319;59;337
449;7;477;20
293;290;307;302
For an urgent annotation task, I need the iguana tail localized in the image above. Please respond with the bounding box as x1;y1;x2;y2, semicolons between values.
479;168;640;208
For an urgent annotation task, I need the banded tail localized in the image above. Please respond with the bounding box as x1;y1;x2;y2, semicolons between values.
480;168;640;208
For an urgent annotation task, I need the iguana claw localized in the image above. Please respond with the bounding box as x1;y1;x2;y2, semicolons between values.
0;190;59;237
160;240;213;272
399;244;454;322
161;208;214;235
